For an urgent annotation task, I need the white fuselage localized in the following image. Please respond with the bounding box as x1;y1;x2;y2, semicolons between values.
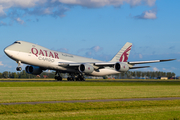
4;41;119;76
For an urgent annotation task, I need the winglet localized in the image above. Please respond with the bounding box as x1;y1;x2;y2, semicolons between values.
110;42;132;62
159;59;176;62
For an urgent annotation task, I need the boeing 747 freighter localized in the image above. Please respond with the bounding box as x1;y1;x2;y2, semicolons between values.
4;41;175;81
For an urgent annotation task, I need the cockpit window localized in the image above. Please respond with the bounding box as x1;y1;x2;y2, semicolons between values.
14;41;21;44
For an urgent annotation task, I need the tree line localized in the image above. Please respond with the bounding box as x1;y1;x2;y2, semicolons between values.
0;70;55;79
0;70;176;79
116;71;176;79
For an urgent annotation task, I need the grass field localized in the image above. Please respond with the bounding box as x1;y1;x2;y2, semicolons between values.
0;80;180;119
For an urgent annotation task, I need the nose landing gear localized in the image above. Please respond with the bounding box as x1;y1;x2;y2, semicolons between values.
16;61;22;71
16;67;22;71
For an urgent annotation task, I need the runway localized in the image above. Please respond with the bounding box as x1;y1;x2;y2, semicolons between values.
1;97;180;105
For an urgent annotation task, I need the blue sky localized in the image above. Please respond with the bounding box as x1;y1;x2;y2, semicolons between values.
0;0;180;75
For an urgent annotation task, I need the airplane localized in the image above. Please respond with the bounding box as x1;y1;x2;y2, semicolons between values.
4;41;175;81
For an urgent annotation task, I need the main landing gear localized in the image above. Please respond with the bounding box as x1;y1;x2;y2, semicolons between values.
55;71;62;81
67;73;85;81
55;71;85;81
16;61;22;71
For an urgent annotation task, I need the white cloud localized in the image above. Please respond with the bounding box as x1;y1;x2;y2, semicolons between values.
58;48;69;53
86;51;92;56
91;46;102;52
16;18;24;24
0;0;157;12
0;21;7;26
0;0;157;25
57;0;156;7
84;46;103;57
162;68;166;71
146;0;156;6
143;10;157;19
43;8;52;14
77;45;107;59
135;9;157;19
0;5;6;16
0;61;3;66
153;67;159;71
162;67;175;72
0;0;45;9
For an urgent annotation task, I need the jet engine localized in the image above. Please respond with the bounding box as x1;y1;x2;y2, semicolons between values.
114;62;129;72
78;64;94;74
25;66;43;75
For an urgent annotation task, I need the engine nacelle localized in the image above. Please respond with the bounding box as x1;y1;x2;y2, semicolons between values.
114;62;129;72
25;66;43;75
79;64;94;74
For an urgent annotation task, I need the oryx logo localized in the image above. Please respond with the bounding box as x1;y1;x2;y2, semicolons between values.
119;45;132;62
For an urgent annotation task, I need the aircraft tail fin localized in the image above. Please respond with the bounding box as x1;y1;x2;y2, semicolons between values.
110;42;132;62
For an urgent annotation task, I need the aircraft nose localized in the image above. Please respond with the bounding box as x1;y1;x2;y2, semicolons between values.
4;47;8;55
4;46;12;56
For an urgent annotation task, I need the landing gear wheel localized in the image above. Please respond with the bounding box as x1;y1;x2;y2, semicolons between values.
16;61;22;71
68;73;85;81
57;76;62;81
76;74;85;81
55;76;62;81
67;77;71;81
16;67;22;71
67;77;74;81
75;77;80;81
67;77;75;81
80;76;85;81
55;71;63;81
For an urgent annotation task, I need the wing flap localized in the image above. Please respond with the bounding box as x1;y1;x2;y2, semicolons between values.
58;62;116;67
58;62;81;67
94;62;115;67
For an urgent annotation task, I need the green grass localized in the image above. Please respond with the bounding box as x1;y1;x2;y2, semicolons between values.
0;82;180;103
0;81;180;119
0;80;180;87
0;100;180;119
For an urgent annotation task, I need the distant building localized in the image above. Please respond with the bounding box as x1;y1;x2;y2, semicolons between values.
43;75;48;78
90;76;103;79
169;76;179;79
157;76;168;80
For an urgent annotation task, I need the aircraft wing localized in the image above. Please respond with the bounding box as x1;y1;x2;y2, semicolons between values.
58;59;175;70
58;62;115;67
128;59;175;65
